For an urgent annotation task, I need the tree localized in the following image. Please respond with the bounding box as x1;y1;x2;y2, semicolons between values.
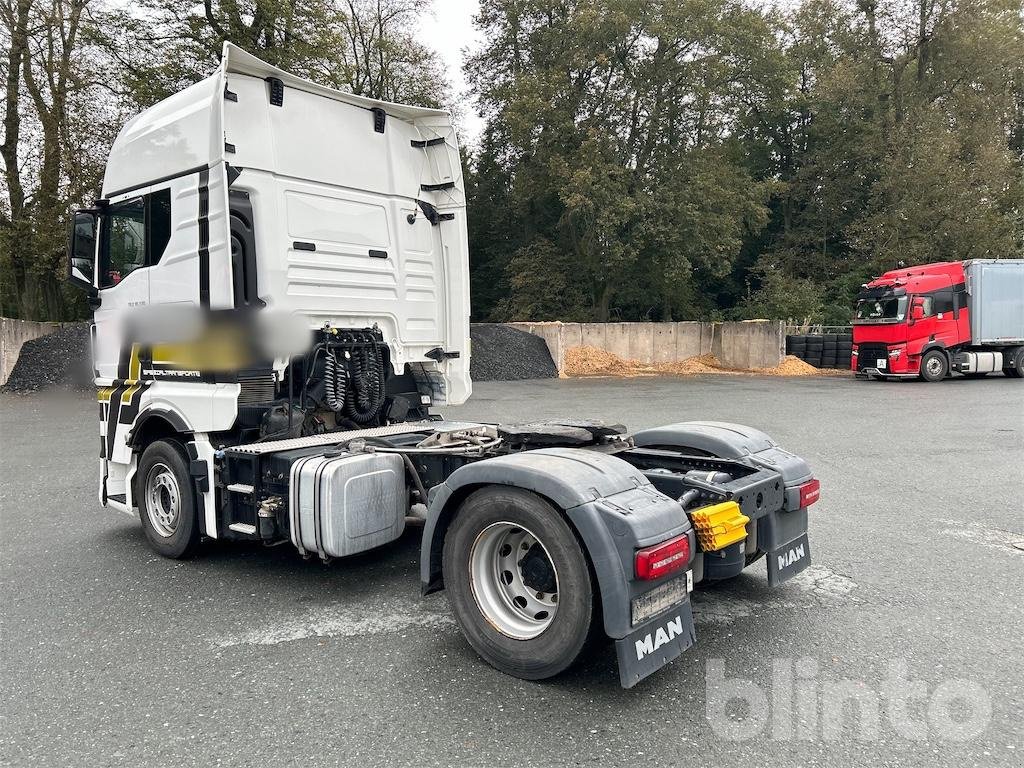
1;0;114;320
466;0;779;322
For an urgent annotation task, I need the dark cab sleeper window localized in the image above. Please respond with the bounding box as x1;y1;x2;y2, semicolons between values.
99;188;172;288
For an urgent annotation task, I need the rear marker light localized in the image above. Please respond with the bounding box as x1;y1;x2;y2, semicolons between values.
799;478;821;508
636;534;691;581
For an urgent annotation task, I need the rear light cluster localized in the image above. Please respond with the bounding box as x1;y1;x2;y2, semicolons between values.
798;478;821;508
635;533;691;581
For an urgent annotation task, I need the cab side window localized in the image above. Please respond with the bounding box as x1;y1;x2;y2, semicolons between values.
149;189;172;262
933;289;954;316
100;198;145;287
99;189;172;288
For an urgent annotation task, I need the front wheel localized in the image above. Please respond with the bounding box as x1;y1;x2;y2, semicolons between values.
919;350;948;382
137;439;200;559
442;487;596;681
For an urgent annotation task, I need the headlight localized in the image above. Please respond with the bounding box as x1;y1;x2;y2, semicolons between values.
889;349;902;358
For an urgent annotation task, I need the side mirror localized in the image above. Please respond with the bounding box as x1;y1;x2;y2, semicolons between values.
910;305;925;321
67;209;98;295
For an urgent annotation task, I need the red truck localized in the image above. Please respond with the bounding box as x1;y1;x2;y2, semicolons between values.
852;259;1024;381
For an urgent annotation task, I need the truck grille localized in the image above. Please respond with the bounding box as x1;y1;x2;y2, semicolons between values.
856;343;888;371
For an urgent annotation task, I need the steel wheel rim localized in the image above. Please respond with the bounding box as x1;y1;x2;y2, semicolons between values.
926;356;943;377
145;462;180;538
469;522;559;640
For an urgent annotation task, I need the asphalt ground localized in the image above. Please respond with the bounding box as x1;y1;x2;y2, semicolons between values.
1;374;1022;767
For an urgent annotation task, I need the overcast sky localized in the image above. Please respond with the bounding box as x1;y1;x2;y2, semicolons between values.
416;0;485;142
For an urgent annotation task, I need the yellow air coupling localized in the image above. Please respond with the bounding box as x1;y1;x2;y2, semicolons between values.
689;501;750;552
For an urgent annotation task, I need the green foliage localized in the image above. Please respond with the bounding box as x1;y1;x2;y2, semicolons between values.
468;0;1024;323
731;261;824;322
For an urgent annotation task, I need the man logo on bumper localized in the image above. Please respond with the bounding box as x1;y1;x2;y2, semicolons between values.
635;615;685;660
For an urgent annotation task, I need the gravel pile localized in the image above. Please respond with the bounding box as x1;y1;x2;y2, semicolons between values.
2;322;93;392
470;324;558;381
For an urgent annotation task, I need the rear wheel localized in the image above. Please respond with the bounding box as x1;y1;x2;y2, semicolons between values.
137;439;200;559
919;350;948;382
442;487;595;681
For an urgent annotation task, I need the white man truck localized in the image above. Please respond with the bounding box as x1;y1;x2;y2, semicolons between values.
66;44;820;688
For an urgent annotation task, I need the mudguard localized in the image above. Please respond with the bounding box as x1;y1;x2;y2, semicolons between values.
420;448;694;641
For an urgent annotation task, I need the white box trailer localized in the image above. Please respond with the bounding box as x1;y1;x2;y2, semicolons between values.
66;44;820;688
965;259;1024;345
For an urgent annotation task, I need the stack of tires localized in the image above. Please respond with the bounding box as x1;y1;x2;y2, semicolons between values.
786;333;853;369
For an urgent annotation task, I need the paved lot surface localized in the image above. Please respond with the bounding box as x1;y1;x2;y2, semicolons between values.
2;375;1022;767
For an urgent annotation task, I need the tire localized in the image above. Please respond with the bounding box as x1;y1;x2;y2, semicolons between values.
137;439;201;559
837;342;853;352
1004;347;1024;378
919;349;949;382
442;487;596;681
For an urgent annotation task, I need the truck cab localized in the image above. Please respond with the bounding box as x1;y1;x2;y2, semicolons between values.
853;260;1023;381
852;261;969;379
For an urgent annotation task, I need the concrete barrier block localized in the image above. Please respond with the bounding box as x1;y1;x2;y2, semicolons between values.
558;323;583;371
652;323;677;364
715;320;784;369
675;322;704;359
628;323;655;363
580;323;607;352
604;323;632;360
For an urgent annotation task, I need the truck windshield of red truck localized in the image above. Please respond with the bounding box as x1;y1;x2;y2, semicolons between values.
855;295;907;323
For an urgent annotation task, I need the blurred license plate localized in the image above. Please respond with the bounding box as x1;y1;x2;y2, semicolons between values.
876;358;887;368
631;573;690;626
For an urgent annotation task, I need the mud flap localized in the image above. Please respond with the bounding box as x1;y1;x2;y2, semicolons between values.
615;600;696;688
767;532;811;585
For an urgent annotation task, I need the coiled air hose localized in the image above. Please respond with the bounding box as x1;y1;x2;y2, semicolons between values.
343;343;385;423
324;349;348;413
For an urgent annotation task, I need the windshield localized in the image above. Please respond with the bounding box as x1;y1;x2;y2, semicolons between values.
855;295;907;323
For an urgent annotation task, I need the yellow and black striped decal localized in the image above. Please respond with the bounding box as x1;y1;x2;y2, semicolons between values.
97;344;152;459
